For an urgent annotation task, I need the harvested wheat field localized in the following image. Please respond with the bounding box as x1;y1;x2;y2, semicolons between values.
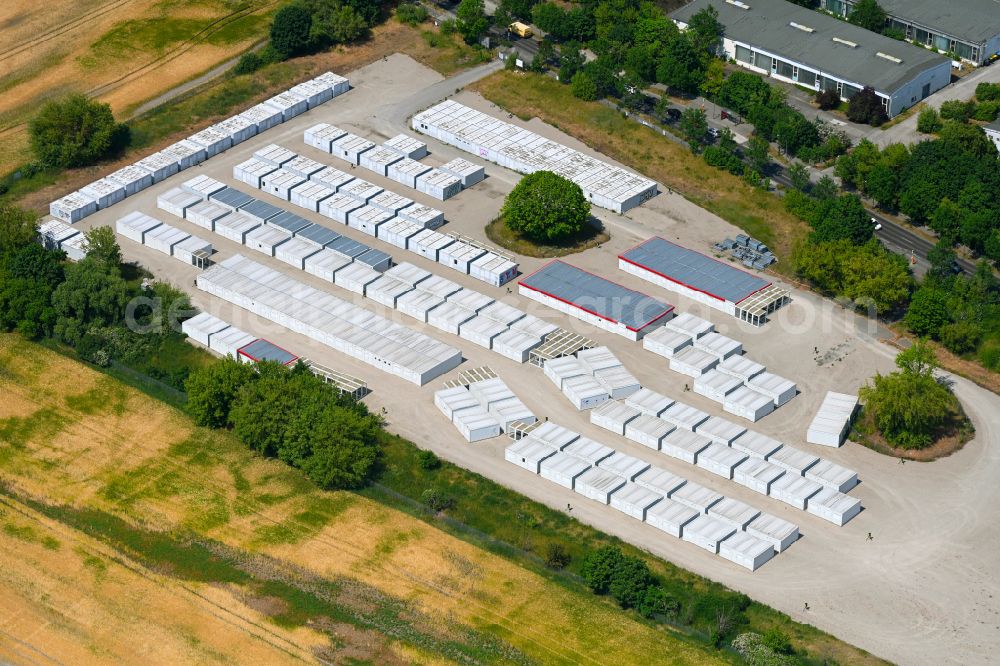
0;0;275;174
0;335;725;665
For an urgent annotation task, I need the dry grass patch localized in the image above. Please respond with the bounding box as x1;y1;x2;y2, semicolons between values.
0;334;730;665
472;71;810;273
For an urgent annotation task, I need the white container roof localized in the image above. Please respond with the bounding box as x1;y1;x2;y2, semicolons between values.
746;513;799;551
665;312;714;338
175;235;212;256
577;346;622;372
749;372;797;397
804;459;859;492
683;514;736;548
447;289;494;312
708;497;762;529
769;446;820;475
562;436;613;463
671;346;719;372
625;413;673;440
370;191;414;213
539;450;591;483
592;400;641;426
575;467;626;499
698;442;748;470
718;531;774;569
416;274;463;300
311;166;355;191
383;133;427;155
562;375;608;401
717;355;766;380
598;452;651;480
694;332;742;358
661;402;710;430
610;483;662;513
527;422;580;450
107;164;152;187
645;497;699;532
624;388;674;416
634;467;686;496
254;143;297;166
145;223;190;249
670;481;722;513
440;157;484;178
806;486;862;524
733;457;785;489
696;416;747;445
385;262;431;286
731;430;783;459
771;474;824;504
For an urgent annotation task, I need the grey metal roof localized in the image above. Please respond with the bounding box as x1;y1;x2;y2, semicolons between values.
267;210;311;234
672;0;951;94
296;224;342;247
520;260;673;331
238;338;298;365
210;187;255;209
987;118;1000;132
879;0;1000;45
621;237;770;304
242;199;283;221
356;248;391;268
328;236;369;258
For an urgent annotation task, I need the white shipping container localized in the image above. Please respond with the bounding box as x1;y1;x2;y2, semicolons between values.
107;164;153;196
115;211;162;244
539;451;591;489
303;248;352;283
181;312;229;347
304;123;347;152
623;414;673;449
574;467;626;504
275;237;322;270
454;408;502;442
244;225;291;257
682;515;735;554
438;157;485;187
645;498;699;537
81;178;126;209
382;133;428;159
625;388;674;417
469;252;518;287
661;429;712;465
561;375;610;410
415;169;462;200
733;457;786;495
387;158;432;188
209;326;256;359
289;181;335;212
609;483;663;520
590;400;640;435
233;157;278;189
157;187;202;219
746;513;799;552
397;203;444;229
144;224;190;255
718;532;774;571
696;443;748;480
136;151;180;183
505;438;557;473
188;126;232;157
214;212;261;243
173;235;213;266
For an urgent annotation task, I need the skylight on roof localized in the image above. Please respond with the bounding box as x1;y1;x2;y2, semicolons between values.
832;37;858;48
725;0;750;8
876;51;902;63
789;21;814;33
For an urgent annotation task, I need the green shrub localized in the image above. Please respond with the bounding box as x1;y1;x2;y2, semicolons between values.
421;488;456;512
938;99;975;122
542;542;572;569
580;546;625;594
939;321;982;355
972;100;1000;122
234;51;263;75
417;449;441;470
978;339;1000;371
396;3;428;25
815;89;840;110
975;81;1000;102
916;106;942;133
29;94;130;168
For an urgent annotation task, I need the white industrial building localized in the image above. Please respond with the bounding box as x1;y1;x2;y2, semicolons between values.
806;391;858;447
645;498;699;538
388;158;433;189
383;133;428;159
746;513;799;552
718;532;774;571
197;255;461;385
609;483;663;521
412;100;658;213
672;0;952;118
661;429;712;465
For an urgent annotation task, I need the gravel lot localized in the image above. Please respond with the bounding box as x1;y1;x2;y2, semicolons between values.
70;53;1000;665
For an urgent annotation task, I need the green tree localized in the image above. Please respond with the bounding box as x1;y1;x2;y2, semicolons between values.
543;542;572;569
0;204;37;260
718;71;772;115
679;107;708;151
813;174;838;200
83;226;122;271
848;0;887;33
229;366;302;457
395;2;427;25
580;546;625;594
270;3;313;57
745;136;770;174
699;59;726;99
608;555;653;609
456;0;488;44
51;258;131;346
859;341;959;449
558;45;585;83
686;5;723;58
810;195;873;244
570;71;598;100
656;34;704;94
29;94;129;169
864;162;899;210
916;107;942;133
787;161;810;192
311;2;368;43
184;358;258;428
904;287;951;336
846;86;887;126
294;405;381;489
500;171;590;243
939;99;975;122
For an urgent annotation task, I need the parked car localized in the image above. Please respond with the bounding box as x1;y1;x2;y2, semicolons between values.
871;216;882;231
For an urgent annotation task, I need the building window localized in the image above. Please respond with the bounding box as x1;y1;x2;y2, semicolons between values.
777;60;794;78
822;76;839;93
735;44;752;63
915;28;930;44
934;35;950;52
842;83;861;99
955;41;974;61
798;69;816;87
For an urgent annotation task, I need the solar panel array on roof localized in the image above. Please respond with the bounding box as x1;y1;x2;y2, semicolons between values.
520;261;673;334
620;237;770;305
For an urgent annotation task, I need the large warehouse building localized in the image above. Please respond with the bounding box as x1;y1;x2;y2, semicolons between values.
519;261;674;340
619;238;789;326
671;0;952;118
822;0;1000;66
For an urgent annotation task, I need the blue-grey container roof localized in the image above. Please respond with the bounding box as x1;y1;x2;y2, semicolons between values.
237;338;298;365
519;260;674;332
296;223;342;247
241;199;283;221
620;237;771;305
328;236;370;258
356;248;391;269
210;187;255;209
267;210;312;234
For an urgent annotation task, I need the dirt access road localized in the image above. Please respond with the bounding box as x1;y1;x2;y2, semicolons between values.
68;53;1000;665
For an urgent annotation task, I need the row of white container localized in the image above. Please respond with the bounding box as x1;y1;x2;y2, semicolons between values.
411;100;658;214
588;390;861;525
48;71;350;224
505;421;798;570
333;260;557;364
115;211;213;266
304;124;486;201
181;312;258;360
806;391;859;447
235;146;519;287
196;254;462;385
37;220;89;261
164;176;549;366
434;376;536;442
543;347;642;410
